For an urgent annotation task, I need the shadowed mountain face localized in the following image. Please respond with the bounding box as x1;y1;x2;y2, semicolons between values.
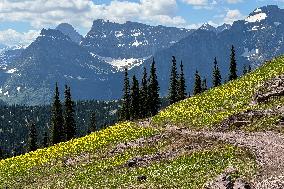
0;29;120;105
1;5;284;105
0;21;193;105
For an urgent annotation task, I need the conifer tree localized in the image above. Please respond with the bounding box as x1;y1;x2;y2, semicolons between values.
88;111;97;133
28;122;37;152
202;78;208;92
140;67;149;118
148;58;160;116
0;147;4;160
51;83;64;144
193;70;202;95
130;75;140;120
212;57;222;87
229;45;238;81
120;68;131;121
248;65;252;73
178;61;187;101
243;65;248;75
64;85;76;141
169;56;179;104
42;130;49;148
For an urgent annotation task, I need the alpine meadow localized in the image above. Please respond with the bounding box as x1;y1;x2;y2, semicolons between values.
1;1;284;188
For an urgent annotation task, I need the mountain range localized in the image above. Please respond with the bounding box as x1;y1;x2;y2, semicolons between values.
0;5;284;105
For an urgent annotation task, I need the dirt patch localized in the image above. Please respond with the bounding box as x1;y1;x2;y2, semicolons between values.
111;125;220;169
109;133;167;154
187;130;284;188
62;153;92;167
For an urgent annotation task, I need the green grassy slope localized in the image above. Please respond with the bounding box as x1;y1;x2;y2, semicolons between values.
2;56;284;188
153;56;284;129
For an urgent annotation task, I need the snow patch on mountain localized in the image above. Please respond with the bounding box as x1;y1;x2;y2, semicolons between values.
132;40;143;47
242;48;259;59
6;68;17;74
77;76;87;80
132;32;142;37
3;91;9;96
199;23;216;31
105;57;147;71
115;31;124;38
254;8;262;13
64;75;87;80
251;26;259;31
91;53;148;71
245;13;267;23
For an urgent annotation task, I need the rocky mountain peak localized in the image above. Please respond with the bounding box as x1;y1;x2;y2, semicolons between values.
199;23;216;31
216;24;231;33
55;23;83;44
39;28;71;41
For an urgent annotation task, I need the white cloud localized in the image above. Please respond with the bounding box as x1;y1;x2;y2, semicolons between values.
0;0;188;30
183;0;209;5
226;0;243;3
0;29;40;47
223;9;244;24
182;0;218;9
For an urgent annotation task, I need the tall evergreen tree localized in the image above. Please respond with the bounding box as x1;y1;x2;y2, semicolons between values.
248;65;252;73
51;83;64;144
178;61;187;101
140;67;149;118
148;58;160;116
42;130;49;148
88;111;97;133
64;85;76;141
130;75;140;120
202;78;208;92
193;70;202;95
212;57;222;87
169;56;179;104
120;68;131;121
243;65;248;75
229;45;238;81
28;122;37;152
0;147;4;160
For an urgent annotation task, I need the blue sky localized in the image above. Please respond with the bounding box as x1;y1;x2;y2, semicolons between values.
0;0;283;47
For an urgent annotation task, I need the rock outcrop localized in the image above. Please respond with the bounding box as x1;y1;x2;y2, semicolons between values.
254;75;284;103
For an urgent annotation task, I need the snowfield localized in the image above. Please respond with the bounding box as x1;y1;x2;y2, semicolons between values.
245;13;267;23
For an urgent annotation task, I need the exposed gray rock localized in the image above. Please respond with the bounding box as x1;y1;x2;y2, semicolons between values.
218;108;282;131
205;168;252;189
254;75;284;103
137;175;147;182
205;167;238;189
56;23;83;44
127;159;138;167
234;178;252;189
